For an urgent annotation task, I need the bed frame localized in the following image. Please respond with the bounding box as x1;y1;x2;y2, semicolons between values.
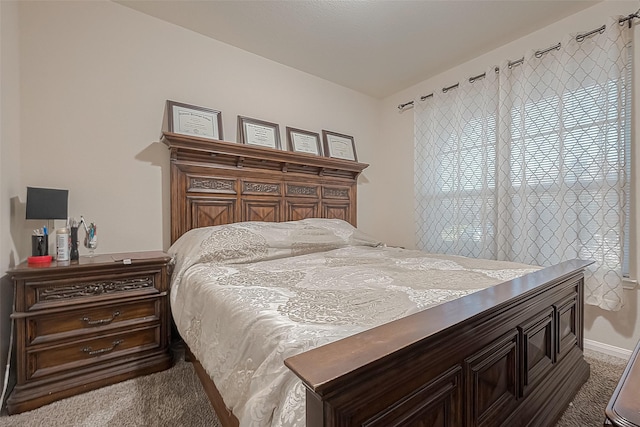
163;131;591;427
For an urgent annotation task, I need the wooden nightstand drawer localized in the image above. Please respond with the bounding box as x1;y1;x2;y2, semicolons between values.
25;272;160;311
26;325;160;381
27;298;161;345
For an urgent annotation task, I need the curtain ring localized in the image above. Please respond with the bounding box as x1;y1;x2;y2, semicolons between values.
576;25;606;42
508;58;524;69
442;83;459;93
535;42;561;58
469;72;486;83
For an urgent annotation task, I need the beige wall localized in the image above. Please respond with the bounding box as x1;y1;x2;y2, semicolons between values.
380;1;640;351
16;0;381;257
0;0;21;393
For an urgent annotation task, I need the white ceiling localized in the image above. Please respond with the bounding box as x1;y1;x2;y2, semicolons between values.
116;0;600;99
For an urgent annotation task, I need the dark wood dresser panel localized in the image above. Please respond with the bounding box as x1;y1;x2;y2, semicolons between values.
7;251;173;414
605;339;640;427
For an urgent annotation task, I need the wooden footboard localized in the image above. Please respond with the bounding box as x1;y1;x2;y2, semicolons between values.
285;259;592;427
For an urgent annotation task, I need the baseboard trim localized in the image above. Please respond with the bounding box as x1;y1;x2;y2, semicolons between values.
584;338;632;360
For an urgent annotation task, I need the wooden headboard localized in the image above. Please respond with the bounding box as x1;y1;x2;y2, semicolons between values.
162;132;369;244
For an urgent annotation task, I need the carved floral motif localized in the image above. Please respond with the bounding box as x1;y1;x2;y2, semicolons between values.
243;182;280;194
323;187;349;199
287;185;317;196
38;277;154;301
190;178;235;193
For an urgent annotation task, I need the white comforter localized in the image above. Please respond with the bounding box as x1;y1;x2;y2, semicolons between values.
169;219;538;427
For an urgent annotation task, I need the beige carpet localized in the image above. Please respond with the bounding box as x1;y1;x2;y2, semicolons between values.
0;349;628;427
0;360;220;427
556;349;628;427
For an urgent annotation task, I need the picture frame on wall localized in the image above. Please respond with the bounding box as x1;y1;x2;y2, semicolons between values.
286;127;322;156
322;130;357;161
166;100;223;140
237;116;281;149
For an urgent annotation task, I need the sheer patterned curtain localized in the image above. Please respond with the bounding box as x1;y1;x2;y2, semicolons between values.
414;69;499;260
414;18;631;310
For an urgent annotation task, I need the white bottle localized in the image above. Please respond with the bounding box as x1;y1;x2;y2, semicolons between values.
56;226;70;261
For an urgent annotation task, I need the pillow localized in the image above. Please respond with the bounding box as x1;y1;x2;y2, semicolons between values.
168;219;382;302
170;218;380;265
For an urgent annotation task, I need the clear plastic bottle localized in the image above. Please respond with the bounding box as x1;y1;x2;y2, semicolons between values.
56;225;70;261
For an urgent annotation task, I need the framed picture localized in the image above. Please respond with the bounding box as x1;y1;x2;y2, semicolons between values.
322;130;357;161
166;100;223;140
238;116;281;149
286;127;322;156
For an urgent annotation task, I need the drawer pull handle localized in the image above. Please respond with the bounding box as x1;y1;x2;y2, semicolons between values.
81;311;120;326
81;339;124;356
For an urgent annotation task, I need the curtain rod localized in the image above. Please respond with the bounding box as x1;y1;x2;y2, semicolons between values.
620;8;640;27
398;11;639;111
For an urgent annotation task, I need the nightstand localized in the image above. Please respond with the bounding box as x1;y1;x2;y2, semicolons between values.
6;251;173;414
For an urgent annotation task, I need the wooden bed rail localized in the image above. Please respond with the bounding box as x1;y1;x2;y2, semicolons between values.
285;259;593;427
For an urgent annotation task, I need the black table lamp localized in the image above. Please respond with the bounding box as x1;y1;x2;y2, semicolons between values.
26;187;68;258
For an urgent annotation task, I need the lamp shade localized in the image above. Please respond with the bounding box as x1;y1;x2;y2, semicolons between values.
26;187;68;220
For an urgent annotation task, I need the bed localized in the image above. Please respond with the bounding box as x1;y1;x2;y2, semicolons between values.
162;131;592;427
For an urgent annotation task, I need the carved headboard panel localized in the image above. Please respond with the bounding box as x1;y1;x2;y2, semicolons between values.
162;132;369;244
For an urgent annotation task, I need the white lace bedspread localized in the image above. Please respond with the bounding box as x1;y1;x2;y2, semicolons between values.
169;219;539;427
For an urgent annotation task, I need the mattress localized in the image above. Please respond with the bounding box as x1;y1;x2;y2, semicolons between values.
168;219;538;427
